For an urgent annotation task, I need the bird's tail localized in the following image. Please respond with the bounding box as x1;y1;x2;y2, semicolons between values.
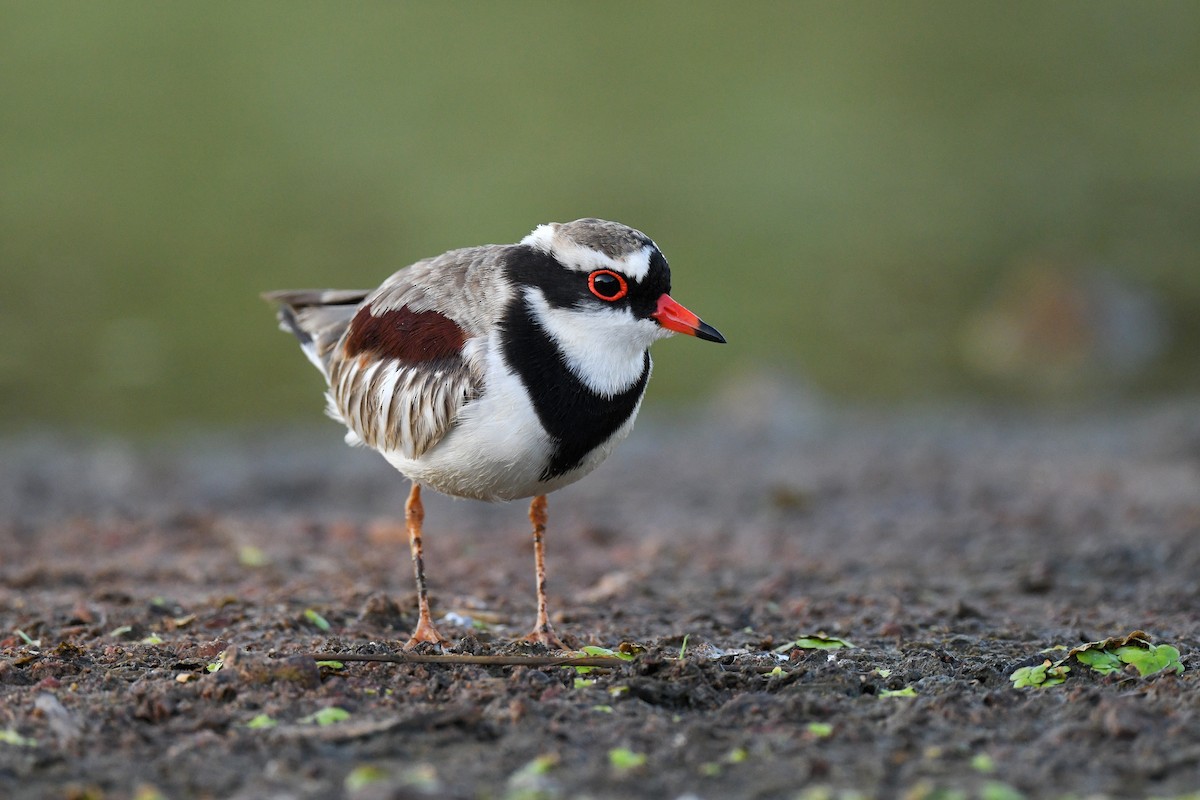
261;289;369;380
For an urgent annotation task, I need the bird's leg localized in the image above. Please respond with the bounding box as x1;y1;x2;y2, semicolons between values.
403;482;450;649
523;494;565;649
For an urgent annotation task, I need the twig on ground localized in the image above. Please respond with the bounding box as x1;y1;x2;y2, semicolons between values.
305;651;632;668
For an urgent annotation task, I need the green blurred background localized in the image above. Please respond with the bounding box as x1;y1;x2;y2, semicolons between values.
3;2;1199;433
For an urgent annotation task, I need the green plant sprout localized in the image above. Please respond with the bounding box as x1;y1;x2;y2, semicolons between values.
300;707;350;726
1011;631;1184;689
773;634;855;653
304;609;331;631
608;748;647;771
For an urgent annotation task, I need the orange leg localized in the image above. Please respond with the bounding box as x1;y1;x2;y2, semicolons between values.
523;494;565;649
403;483;449;649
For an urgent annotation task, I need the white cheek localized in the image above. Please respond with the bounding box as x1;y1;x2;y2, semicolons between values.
525;289;666;396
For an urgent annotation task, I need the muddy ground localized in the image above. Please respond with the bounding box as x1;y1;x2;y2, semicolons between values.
2;394;1200;799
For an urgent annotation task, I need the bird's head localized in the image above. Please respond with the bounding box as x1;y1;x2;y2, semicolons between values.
513;219;726;355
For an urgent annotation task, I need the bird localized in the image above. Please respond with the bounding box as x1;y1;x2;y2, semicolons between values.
263;218;725;649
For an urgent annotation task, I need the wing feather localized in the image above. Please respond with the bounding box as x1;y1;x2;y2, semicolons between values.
268;244;508;459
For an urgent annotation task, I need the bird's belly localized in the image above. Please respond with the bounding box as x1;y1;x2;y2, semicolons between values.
378;362;602;501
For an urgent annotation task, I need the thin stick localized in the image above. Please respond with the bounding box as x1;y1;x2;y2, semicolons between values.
308;651;631;668
306;651;794;674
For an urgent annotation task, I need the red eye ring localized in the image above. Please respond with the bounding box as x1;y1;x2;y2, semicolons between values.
588;269;629;301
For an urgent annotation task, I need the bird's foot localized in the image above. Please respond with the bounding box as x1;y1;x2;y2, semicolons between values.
522;623;566;650
403;617;451;650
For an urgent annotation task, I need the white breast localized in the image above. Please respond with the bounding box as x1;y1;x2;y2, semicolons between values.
378;331;565;501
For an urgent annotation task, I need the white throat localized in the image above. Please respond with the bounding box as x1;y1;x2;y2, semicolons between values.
523;287;665;397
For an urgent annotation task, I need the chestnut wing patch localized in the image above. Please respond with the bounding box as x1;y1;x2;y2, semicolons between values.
331;304;478;459
344;305;466;362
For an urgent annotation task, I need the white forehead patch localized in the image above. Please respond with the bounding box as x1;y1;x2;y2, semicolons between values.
521;223;655;282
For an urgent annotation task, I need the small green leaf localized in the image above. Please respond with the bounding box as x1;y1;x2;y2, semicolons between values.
300;707;350;726
765;666;785;678
571;645;634;674
206;651;226;673
1114;643;1184;677
875;668;892;678
608;748;647;770
573;678;597;690
773;634;855;653
315;660;344;670
879;686;917;698
245;714;277;730
304;609;331;631
344;765;388;791
141;634;164;645
971;753;996;774
609;686;629;697
1075;648;1123;675
238;545;269;567
13;629;39;647
580;645;634;661
0;729;37;747
108;625;133;639
805;722;833;738
725;747;749;764
591;704;614;713
678;634;690;660
980;781;1025;800
510;753;558;778
1010;660;1068;689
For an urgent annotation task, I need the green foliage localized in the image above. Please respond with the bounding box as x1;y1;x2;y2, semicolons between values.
13;630;39;647
0;730;37;748
303;609;331;632
879;686;918;698
1012;632;1185;689
504;754;560;800
300;707;350;726
1074;648;1123;675
805;722;834;738
980;782;1025;800
725;747;749;764
245;714;277;730
1112;644;1183;677
970;754;996;774
608;748;647;771
1010;660;1069;689
571;645;635;674
344;765;388;791
238;545;269;568
774;634;855;653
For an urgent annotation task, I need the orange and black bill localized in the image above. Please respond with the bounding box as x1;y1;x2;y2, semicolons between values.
652;294;727;343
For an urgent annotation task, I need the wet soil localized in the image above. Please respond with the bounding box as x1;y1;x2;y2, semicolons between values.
3;398;1200;799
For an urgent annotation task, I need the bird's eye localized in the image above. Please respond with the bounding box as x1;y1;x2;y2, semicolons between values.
587;269;629;302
